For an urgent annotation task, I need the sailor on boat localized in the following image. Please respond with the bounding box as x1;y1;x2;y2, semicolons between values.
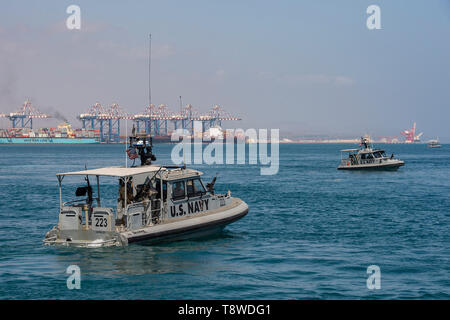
44;131;249;247
338;136;405;170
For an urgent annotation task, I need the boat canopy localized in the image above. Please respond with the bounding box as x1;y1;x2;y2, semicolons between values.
359;149;385;154
161;168;204;181
57;166;164;178
340;148;359;152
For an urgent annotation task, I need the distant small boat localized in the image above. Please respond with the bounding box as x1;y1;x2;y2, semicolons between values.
427;139;441;148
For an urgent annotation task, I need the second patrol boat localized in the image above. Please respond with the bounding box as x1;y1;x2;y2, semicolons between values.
44;132;249;247
338;136;405;170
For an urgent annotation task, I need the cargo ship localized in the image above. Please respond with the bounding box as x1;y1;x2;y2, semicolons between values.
0;122;100;144
149;135;173;144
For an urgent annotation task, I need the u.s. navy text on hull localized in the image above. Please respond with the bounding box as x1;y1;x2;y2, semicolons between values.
170;199;209;217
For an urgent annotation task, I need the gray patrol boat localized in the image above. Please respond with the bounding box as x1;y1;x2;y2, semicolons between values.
338;137;405;170
44;133;249;247
427;138;441;148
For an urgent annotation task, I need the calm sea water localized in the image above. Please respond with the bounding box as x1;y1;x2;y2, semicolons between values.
0;143;449;299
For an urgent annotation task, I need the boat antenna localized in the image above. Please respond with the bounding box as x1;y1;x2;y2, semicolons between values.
149;33;152;107
125;119;128;167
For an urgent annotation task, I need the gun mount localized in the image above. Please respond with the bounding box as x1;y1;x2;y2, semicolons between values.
126;128;157;166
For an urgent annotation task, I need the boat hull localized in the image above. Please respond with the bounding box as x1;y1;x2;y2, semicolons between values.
127;200;248;245
338;161;405;170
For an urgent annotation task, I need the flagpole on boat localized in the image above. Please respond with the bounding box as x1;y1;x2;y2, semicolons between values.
125;119;128;168
149;33;152;107
148;33;152;135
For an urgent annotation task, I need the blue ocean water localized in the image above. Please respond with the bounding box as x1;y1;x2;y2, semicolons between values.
0;143;449;299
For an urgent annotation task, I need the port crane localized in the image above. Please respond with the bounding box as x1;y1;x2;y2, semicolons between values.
78;102;133;143
1;99;242;143
130;103;241;137
401;122;423;143
0;100;51;129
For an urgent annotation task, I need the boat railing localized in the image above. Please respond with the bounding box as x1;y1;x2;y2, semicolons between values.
144;199;162;225
125;198;162;227
63;199;87;207
340;156;390;166
63;197;101;208
358;159;378;165
357;157;395;165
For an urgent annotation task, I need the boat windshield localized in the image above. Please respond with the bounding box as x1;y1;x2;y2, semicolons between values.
372;151;387;158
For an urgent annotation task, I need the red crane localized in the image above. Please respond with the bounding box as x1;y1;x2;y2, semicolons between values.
401;122;423;143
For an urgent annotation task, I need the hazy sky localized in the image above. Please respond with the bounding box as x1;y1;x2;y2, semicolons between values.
0;0;449;140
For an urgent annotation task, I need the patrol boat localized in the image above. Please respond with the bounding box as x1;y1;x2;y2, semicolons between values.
44;133;249;247
338;137;405;170
427;138;441;148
